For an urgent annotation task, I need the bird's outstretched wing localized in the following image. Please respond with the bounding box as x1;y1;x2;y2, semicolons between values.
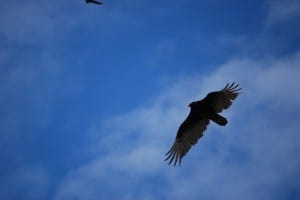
86;0;103;5
206;82;241;113
165;118;209;166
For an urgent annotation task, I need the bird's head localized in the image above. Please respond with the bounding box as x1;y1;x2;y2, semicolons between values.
188;101;196;108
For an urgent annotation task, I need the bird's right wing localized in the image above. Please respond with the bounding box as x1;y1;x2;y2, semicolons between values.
165;119;209;166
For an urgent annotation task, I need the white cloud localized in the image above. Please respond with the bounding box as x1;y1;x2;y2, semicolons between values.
54;51;300;200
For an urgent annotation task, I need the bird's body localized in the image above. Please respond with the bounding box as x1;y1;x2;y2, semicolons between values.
165;82;241;166
86;0;103;5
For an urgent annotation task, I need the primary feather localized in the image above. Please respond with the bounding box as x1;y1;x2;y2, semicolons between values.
165;82;241;166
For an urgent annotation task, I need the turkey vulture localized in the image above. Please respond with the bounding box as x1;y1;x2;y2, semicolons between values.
86;0;103;5
165;82;241;166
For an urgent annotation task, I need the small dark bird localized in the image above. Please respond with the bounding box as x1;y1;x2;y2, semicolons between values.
165;82;241;166
86;0;103;5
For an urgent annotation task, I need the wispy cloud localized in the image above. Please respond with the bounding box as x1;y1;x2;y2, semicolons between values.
54;51;300;200
266;0;300;25
0;0;138;46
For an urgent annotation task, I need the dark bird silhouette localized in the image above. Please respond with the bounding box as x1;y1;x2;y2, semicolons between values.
86;0;103;5
165;82;241;166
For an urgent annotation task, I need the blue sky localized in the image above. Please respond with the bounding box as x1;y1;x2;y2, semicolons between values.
1;0;300;199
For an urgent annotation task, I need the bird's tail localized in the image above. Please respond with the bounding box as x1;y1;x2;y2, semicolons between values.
210;113;227;126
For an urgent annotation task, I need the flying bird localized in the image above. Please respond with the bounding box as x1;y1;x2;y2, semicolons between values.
165;82;241;166
86;0;103;5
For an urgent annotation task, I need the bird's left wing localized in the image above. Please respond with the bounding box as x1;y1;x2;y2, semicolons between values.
208;82;241;113
165;119;209;166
